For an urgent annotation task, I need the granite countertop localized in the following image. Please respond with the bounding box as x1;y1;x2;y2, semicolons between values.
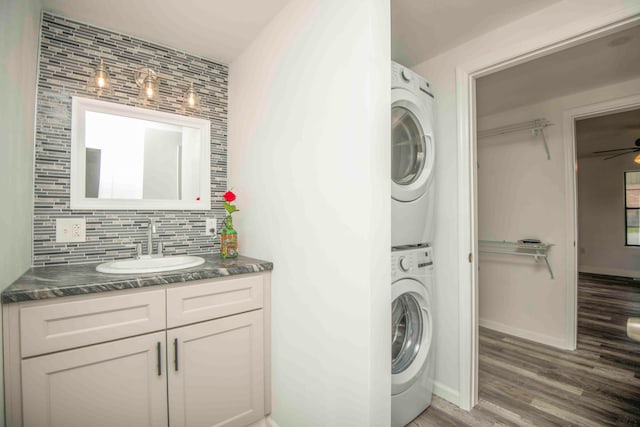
2;254;273;304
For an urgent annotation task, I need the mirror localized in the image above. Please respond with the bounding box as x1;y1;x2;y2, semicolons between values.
71;97;211;210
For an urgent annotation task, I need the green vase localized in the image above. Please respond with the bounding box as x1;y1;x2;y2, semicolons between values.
220;215;238;258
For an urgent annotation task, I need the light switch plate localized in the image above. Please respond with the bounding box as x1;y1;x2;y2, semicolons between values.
56;218;86;243
205;217;217;237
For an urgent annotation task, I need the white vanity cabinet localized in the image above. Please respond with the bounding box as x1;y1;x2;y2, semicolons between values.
164;275;268;427
3;272;271;427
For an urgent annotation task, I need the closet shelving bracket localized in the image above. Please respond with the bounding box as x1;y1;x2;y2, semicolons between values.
478;240;555;279
478;118;553;160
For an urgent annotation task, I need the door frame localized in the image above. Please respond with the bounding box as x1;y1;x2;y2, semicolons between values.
562;94;640;350
456;9;640;410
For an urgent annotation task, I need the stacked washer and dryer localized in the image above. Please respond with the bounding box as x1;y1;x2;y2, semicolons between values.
390;61;436;427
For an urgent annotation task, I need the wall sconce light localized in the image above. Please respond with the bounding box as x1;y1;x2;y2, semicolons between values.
88;59;113;95
87;61;201;108
183;83;200;109
134;67;160;101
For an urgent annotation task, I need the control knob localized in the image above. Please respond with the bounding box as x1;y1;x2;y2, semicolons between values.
399;257;411;272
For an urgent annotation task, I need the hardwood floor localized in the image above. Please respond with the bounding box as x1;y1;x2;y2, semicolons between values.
409;273;640;426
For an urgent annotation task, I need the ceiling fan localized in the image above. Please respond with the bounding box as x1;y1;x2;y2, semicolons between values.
593;137;640;161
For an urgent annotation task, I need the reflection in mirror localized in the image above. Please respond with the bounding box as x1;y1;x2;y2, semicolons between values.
71;97;211;210
84;112;194;200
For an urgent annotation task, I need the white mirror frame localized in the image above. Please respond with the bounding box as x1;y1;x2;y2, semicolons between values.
70;96;211;210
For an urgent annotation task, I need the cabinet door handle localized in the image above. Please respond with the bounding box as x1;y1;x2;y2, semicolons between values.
174;338;179;371
157;341;162;376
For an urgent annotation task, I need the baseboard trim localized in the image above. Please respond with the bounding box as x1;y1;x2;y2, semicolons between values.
579;265;640;279
479;318;571;350
433;381;460;406
246;416;280;427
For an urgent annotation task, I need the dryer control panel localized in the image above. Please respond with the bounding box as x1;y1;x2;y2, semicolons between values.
391;62;434;98
391;246;433;279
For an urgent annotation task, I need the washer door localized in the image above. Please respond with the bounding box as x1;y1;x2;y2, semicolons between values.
391;89;434;203
391;278;433;395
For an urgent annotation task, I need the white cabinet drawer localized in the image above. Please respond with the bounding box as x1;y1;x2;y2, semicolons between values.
20;290;166;358
167;275;263;328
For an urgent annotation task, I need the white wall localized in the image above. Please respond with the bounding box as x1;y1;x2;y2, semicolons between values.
578;156;640;278
411;0;640;405
476;77;640;348
0;0;41;425
229;1;390;426
0;0;39;294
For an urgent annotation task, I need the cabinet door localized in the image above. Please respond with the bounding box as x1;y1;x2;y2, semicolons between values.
168;310;265;427
22;331;168;427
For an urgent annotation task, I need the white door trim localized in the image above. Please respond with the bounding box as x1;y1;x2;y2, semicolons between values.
456;9;640;411
456;66;476;411
562;94;640;350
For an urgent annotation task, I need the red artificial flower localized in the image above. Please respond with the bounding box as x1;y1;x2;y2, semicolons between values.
223;191;236;202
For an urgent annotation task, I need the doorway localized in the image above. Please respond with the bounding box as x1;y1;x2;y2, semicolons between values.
575;107;640;277
462;20;640;412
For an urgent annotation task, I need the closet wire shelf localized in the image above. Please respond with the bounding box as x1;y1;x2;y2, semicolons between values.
478;240;555;279
477;118;553;160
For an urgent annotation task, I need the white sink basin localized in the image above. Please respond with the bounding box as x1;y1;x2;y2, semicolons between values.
97;255;205;274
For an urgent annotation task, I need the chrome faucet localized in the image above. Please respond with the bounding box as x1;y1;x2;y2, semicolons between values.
147;219;157;256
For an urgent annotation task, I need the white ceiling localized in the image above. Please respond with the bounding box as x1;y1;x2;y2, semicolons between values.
391;0;561;67
576;108;640;159
45;0;563;67
476;25;640;117
41;0;290;64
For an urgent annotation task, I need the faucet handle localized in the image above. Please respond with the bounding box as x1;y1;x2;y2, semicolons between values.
136;243;143;258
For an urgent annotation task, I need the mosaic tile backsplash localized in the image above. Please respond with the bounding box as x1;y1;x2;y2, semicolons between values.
34;13;228;266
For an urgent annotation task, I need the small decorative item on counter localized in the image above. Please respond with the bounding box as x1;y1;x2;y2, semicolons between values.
220;190;239;258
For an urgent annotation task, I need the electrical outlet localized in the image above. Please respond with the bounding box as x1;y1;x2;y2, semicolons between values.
56;218;86;243
205;217;217;237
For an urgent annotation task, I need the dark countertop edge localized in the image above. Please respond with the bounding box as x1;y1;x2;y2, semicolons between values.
2;257;273;304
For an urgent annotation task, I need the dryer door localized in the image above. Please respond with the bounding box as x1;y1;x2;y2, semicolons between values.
391;278;433;395
391;89;434;203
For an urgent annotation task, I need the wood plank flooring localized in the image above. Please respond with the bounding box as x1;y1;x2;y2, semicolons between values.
409;273;640;426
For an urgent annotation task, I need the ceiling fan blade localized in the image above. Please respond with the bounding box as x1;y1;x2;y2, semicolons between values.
603;151;636;160
593;147;635;154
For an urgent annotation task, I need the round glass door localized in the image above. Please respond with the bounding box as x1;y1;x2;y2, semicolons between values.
391;293;424;374
391;106;426;186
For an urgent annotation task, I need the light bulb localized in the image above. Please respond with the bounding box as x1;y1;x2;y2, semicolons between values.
634;153;640;164
90;59;111;94
146;84;154;98
183;84;199;109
